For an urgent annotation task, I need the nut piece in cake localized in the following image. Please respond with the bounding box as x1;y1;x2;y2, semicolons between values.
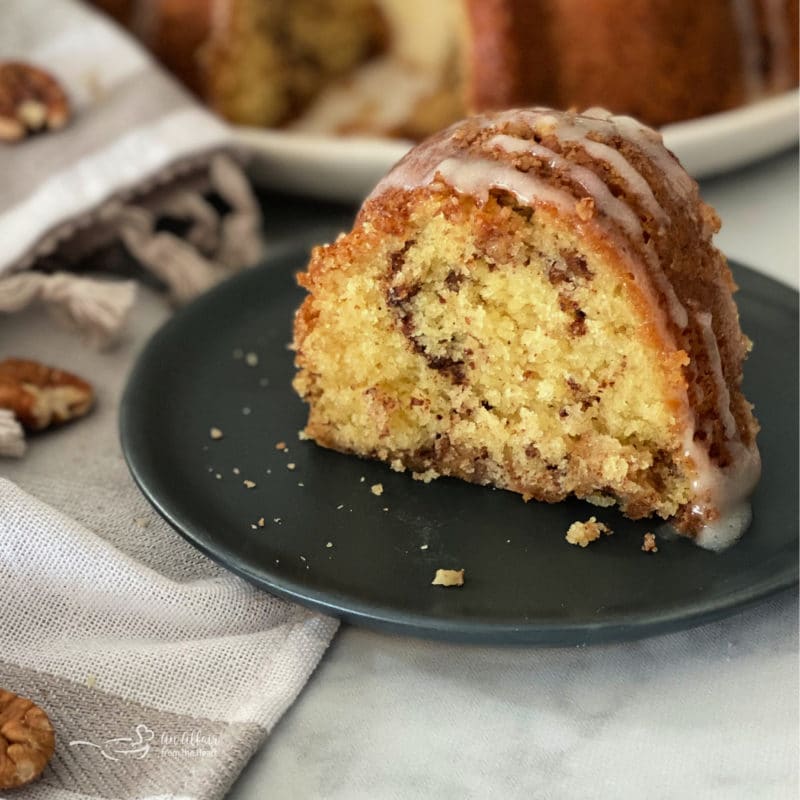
0;358;92;431
431;568;465;587
565;517;612;548
0;62;70;142
0;688;55;789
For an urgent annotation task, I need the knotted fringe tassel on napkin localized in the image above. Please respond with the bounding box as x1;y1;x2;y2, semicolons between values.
0;272;137;348
0;409;26;458
0;155;262;345
118;155;263;306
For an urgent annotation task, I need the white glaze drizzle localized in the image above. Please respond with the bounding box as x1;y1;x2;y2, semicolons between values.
695;311;738;439
730;0;766;100
581;108;697;203
487;134;646;242
485;130;689;331
671;307;761;550
291;57;440;134
559;136;668;228
487;111;669;227
366;118;465;199
435;156;574;212
680;435;761;551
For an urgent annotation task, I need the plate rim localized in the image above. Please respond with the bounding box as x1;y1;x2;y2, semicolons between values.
236;90;800;201
120;241;799;645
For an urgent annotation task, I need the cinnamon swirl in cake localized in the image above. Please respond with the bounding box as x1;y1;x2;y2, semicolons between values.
292;107;761;548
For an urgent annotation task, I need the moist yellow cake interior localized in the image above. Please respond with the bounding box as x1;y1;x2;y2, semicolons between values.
295;192;694;520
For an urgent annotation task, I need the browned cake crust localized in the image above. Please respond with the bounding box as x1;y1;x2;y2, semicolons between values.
293;108;761;546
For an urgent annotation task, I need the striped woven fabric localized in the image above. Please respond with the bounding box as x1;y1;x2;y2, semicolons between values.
0;0;263;347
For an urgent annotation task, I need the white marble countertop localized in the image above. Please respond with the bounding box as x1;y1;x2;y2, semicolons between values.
227;148;799;800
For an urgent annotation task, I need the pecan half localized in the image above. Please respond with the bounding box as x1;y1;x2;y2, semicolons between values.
0;62;70;142
0;358;93;431
0;688;55;790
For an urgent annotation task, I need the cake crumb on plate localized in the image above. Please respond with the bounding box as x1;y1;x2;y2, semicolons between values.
642;532;659;552
209;427;223;440
370;483;383;496
565;517;612;548
243;479;256;489
432;568;464;587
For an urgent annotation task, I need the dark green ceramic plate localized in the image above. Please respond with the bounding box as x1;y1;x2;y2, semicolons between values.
120;234;799;645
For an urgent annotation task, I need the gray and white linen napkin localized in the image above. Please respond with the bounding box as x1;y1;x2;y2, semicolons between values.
0;0;262;347
0;479;338;800
1;2;341;798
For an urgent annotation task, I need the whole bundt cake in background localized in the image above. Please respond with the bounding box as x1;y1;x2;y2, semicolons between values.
92;0;798;136
292;107;761;549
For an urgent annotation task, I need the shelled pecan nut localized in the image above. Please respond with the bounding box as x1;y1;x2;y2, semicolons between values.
0;688;55;789
0;358;93;431
0;61;70;142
